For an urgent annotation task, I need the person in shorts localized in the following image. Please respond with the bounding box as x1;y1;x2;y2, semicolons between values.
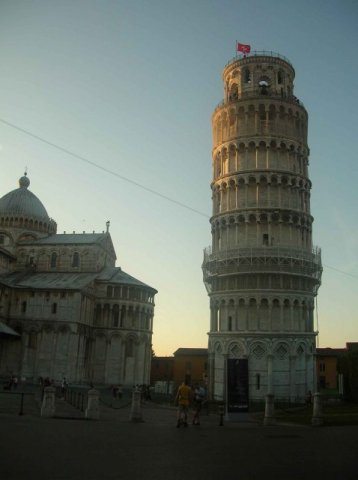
175;380;192;427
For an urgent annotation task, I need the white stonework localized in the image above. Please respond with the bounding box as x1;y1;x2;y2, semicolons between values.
0;174;157;387
203;52;322;403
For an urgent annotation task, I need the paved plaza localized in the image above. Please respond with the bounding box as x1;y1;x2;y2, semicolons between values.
0;392;357;480
0;394;358;480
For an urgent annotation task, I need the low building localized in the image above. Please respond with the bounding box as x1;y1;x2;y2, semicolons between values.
316;348;345;390
150;348;209;392
0;174;157;386
316;343;358;393
150;356;174;394
173;348;208;387
151;356;174;383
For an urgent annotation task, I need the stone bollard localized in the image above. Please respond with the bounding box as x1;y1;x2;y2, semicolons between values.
130;387;144;422
85;388;100;420
263;394;275;426
41;386;56;418
311;392;323;426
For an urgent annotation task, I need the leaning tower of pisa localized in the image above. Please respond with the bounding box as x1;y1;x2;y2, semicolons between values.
202;52;322;404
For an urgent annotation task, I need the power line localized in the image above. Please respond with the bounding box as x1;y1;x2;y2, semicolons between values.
1;117;357;280
323;264;358;279
0;117;210;219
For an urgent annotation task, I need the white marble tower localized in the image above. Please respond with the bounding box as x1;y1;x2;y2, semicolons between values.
203;51;322;402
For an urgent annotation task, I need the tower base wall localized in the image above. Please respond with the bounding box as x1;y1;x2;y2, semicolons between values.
209;334;315;403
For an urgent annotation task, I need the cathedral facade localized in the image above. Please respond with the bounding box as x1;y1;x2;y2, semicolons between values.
203;52;322;403
0;174;156;385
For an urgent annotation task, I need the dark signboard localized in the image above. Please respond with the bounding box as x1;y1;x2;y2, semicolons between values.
227;358;249;413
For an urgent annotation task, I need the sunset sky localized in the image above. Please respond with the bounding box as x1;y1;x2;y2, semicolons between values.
0;0;357;355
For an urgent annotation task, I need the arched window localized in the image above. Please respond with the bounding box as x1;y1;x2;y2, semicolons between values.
28;331;37;349
112;305;119;327
277;70;283;84
126;338;134;357
50;252;57;268
229;83;238;100
120;305;126;327
72;252;80;267
95;304;102;325
52;303;57;314
258;79;269;95
21;301;27;313
244;68;251;83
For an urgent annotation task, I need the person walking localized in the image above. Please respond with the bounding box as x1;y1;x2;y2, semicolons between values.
61;377;68;398
192;383;205;426
175;380;192;428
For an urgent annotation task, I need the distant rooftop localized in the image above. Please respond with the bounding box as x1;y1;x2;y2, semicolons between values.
316;347;346;357
173;348;208;356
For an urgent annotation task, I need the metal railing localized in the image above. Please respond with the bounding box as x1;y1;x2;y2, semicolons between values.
203;245;322;281
213;91;305;114
0;390;35;416
62;388;87;412
225;51;293;68
203;245;321;262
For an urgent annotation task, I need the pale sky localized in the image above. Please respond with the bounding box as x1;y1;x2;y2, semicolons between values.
0;0;357;355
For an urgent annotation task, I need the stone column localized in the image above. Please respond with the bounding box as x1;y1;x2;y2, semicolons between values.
208;352;215;400
85;388;100;420
41;386;56;418
268;305;272;331
279;303;284;331
130;387;144;422
311;392;323;426
290;304;294;331
244;303;249;330
289;354;297;402
210;305;217;331
267;354;273;395
223;353;229;418
263;394;275;426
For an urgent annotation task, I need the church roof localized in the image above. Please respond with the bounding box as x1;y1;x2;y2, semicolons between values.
96;267;157;291
0;174;50;220
0;247;17;260
0;267;157;292
0;321;20;337
0;272;98;290
32;233;107;245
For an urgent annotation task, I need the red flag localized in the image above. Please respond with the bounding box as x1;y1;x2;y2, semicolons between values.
237;42;251;54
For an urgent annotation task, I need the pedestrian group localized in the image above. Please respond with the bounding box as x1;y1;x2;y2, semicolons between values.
175;380;206;427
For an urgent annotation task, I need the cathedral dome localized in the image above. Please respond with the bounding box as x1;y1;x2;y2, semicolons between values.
0;174;49;220
0;174;57;235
